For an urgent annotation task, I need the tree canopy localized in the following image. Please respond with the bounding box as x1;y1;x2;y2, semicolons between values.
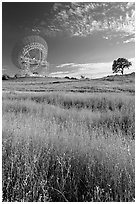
2;74;9;80
112;58;132;75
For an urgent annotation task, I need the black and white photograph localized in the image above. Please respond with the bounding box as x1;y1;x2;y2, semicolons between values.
2;1;135;202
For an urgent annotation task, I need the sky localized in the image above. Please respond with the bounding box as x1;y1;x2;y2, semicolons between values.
2;2;135;78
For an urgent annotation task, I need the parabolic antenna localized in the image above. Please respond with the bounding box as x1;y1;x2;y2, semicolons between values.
12;35;48;75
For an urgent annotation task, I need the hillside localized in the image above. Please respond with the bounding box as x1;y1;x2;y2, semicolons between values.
2;72;135;94
2;72;135;202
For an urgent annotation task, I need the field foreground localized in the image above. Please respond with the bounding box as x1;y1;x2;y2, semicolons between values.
2;73;135;201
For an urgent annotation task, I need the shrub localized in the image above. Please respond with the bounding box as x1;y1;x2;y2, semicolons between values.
2;74;9;80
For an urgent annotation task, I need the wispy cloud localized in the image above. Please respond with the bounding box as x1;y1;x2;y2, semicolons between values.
56;63;75;68
123;38;135;43
49;58;135;79
50;71;70;75
2;65;8;71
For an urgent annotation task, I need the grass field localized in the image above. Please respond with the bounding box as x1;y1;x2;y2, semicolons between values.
2;73;135;201
2;72;135;93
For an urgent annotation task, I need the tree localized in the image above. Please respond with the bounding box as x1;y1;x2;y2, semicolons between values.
112;58;132;75
14;74;21;78
64;76;70;79
2;74;9;80
33;72;38;75
80;75;85;79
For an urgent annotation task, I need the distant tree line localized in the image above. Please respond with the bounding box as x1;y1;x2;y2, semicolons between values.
64;76;78;80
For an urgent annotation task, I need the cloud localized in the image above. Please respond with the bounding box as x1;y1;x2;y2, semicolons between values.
53;3;62;11
103;36;109;40
50;71;70;75
49;3;135;40
49;58;135;79
2;65;8;70
123;38;135;44
126;2;135;9
56;63;75;68
31;2;135;44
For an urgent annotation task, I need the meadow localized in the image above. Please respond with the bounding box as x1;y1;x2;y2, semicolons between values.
2;73;135;201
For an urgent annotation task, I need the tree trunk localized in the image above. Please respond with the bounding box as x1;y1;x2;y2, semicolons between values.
121;69;123;75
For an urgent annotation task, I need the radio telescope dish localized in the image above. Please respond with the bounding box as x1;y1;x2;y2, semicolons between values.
12;35;48;75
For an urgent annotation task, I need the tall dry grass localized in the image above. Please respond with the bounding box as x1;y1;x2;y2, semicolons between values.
2;92;135;201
